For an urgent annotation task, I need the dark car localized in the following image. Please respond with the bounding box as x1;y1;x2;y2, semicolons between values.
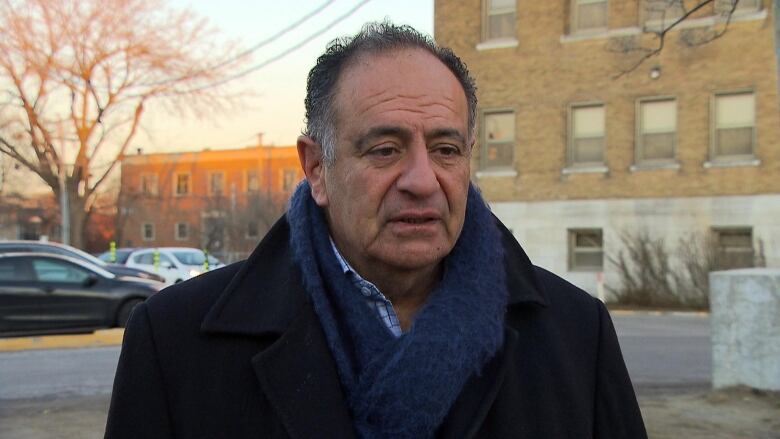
0;253;163;335
0;241;165;283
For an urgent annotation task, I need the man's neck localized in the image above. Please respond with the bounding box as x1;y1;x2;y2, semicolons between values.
365;264;442;331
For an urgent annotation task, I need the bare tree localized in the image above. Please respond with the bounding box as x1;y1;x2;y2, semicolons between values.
0;0;247;247
611;0;747;77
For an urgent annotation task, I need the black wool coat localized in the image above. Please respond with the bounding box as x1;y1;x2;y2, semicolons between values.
104;216;647;439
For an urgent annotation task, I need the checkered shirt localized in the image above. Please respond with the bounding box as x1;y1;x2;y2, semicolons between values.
329;238;403;338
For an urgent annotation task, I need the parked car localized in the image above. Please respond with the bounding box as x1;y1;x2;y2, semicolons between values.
125;247;225;285
0;241;165;283
97;247;138;265
0;253;164;335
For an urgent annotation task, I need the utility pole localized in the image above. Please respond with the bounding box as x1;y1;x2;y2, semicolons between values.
57;121;70;245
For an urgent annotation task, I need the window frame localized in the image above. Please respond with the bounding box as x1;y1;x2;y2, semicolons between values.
142;222;155;241
568;228;605;272
715;0;761;14
175;222;189;241
710;89;756;162
567;102;606;168
571;0;609;34
635;96;678;165
641;0;685;30
482;0;517;42
173;172;191;197
246;169;260;193
479;108;516;172
140;173;158;196
711;226;754;269
208;170;226;197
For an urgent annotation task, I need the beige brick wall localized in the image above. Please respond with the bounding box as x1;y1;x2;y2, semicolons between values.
435;0;780;202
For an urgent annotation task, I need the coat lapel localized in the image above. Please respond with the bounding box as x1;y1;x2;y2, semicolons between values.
437;327;519;439
252;303;356;439
201;217;355;438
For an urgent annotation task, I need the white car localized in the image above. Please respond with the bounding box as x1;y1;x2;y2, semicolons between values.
125;247;224;285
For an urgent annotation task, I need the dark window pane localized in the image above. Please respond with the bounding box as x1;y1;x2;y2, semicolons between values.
641;132;675;160
578;2;608;30
488;12;515;39
573;137;604;163
716;127;753;156
484;142;514;169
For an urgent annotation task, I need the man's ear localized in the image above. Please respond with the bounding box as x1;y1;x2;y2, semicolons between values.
297;135;329;207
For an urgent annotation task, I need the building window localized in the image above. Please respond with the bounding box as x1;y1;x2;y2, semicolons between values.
247;221;259;239
142;223;155;241
643;0;684;29
483;0;516;41
209;171;225;196
712;227;754;269
712;92;755;160
637;98;676;163
715;0;760;14
174;173;190;196
572;0;608;33
569;229;604;271
481;111;515;170
175;222;189;241
140;173;158;196
569;104;605;166
246;170;259;192
282;169;298;191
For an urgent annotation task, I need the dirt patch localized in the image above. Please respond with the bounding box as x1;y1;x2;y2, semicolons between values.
639;386;780;439
0;387;778;438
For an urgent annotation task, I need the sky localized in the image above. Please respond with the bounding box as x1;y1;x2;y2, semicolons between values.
139;0;434;153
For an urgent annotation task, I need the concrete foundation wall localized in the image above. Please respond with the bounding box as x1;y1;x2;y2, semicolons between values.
489;194;780;296
710;269;780;390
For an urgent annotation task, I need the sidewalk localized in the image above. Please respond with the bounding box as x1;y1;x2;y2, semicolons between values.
0;329;124;352
0;309;707;352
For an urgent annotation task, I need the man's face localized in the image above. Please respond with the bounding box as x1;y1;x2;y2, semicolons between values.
308;48;472;276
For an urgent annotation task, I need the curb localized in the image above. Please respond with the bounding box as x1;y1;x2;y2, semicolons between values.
609;309;710;317
0;328;124;352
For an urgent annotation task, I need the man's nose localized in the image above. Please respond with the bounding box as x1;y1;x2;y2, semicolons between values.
395;142;439;197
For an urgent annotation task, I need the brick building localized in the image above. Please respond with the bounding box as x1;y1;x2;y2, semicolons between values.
119;145;302;262
435;0;780;296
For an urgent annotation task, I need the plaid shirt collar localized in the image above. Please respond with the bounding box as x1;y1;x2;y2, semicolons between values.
329;238;403;337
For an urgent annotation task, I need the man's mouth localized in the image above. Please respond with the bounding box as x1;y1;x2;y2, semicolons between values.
399;217;435;224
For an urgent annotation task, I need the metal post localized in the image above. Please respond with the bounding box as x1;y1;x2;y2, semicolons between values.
57;121;70;245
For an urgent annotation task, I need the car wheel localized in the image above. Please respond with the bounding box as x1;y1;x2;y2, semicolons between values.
116;299;144;328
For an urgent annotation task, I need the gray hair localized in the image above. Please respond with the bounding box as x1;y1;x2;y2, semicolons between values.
303;21;478;167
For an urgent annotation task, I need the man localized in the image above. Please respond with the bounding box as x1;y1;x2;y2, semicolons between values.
105;23;647;438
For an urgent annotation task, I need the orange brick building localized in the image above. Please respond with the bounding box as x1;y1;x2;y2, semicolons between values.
119;145;303;261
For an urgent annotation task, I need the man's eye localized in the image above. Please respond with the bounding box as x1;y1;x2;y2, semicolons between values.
433;145;460;156
368;146;398;157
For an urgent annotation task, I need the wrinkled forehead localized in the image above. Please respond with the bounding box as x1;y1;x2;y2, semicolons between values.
331;48;469;129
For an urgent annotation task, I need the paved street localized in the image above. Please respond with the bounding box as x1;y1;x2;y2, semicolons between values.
0;346;120;400
613;313;711;391
0;312;715;439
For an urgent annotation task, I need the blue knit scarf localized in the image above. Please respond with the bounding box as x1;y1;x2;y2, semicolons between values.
287;181;507;439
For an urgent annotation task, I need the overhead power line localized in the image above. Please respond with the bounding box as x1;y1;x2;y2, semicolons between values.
140;0;336;88
209;0;337;71
174;0;373;94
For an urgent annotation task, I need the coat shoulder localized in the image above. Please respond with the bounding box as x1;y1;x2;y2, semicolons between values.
143;262;243;329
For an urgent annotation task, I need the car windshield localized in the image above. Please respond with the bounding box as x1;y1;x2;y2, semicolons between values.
171;251;220;266
98;249;134;264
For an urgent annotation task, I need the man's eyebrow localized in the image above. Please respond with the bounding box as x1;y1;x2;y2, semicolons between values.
355;126;411;151
426;128;466;145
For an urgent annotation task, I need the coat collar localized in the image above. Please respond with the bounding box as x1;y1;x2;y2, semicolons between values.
201;214;546;337
199;214;546;438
